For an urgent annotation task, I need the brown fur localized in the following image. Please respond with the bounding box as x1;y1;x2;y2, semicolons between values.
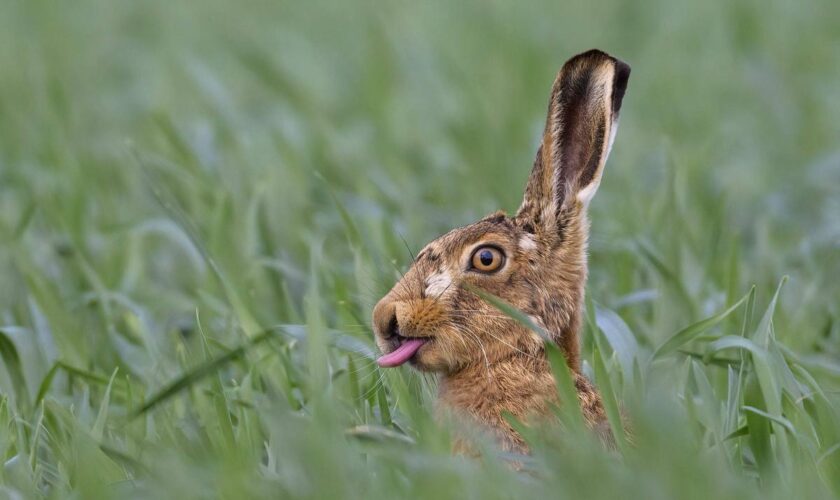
372;50;630;454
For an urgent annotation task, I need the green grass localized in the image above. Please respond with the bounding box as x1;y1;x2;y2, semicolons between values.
1;0;840;498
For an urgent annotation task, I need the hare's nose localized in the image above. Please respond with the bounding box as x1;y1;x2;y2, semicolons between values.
373;301;400;340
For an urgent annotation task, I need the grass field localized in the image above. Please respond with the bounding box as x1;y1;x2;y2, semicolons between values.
1;0;840;498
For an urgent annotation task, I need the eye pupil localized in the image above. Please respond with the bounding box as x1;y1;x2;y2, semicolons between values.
470;246;504;273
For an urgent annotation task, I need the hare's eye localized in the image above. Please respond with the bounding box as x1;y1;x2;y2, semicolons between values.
470;246;505;273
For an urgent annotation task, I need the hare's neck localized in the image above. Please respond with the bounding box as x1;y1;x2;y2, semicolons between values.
543;208;589;372
437;354;555;452
437;352;608;453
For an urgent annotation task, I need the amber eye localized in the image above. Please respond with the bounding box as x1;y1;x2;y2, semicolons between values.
470;246;505;273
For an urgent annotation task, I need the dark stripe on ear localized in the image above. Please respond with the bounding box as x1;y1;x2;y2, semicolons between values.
577;115;606;191
611;60;631;117
555;61;602;209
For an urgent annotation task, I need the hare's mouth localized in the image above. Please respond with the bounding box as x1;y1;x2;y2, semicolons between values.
377;334;430;368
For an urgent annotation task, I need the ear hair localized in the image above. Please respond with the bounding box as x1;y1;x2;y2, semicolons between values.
517;50;630;231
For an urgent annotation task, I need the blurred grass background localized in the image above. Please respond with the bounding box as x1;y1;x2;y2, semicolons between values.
1;0;840;498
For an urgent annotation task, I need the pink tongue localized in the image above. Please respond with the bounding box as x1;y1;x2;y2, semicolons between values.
377;339;427;368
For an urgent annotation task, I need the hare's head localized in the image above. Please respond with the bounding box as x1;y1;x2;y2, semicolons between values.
373;50;630;374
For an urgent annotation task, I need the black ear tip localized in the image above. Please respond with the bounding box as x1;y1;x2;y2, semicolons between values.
612;59;631;115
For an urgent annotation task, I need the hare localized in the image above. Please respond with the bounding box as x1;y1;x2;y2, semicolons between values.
372;50;630;454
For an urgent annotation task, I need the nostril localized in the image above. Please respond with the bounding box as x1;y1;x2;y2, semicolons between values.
373;301;400;340
386;313;399;339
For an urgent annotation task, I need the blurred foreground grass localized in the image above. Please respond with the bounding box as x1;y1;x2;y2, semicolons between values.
1;0;840;498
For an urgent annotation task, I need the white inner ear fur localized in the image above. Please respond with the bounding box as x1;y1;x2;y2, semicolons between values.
575;180;601;207
518;234;538;251
425;270;452;298
606;116;620;153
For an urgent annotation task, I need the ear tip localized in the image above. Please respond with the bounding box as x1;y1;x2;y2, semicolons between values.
562;49;607;74
563;49;631;114
565;49;631;75
563;49;616;67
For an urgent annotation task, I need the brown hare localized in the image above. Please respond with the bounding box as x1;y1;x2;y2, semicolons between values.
372;50;630;454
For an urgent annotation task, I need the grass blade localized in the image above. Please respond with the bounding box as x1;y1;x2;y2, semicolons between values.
652;288;752;360
752;277;787;347
594;305;639;378
592;345;628;453
545;342;587;432
92;368;119;440
131;331;274;418
0;327;30;411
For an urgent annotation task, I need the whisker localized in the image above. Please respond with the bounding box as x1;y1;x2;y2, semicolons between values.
361;370;387;401
397;231;417;263
348;358;381;376
481;330;540;359
460;327;493;382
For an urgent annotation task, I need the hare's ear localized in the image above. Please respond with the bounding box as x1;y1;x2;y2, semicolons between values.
516;50;630;231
